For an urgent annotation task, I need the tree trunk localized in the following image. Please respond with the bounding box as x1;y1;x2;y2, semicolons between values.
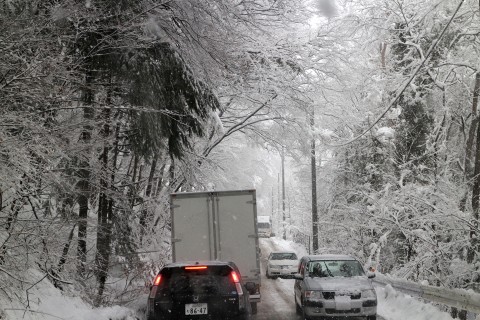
139;154;158;234
281;146;286;240
464;73;480;179
77;67;94;278
467;73;480;264
468;119;480;264
57;223;76;274
94;84;118;305
154;162;167;197
310;109;318;253
380;42;387;69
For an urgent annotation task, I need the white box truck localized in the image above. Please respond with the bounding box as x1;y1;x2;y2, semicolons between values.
257;215;272;238
170;189;261;313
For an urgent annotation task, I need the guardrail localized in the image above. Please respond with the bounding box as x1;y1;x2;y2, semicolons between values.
373;274;480;315
290;230;311;254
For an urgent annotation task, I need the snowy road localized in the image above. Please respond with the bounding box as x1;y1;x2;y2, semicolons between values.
255;238;386;320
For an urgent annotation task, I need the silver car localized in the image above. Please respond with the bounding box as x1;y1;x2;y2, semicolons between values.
294;254;377;320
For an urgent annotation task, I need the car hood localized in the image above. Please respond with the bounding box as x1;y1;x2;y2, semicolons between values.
269;259;298;266
304;276;373;292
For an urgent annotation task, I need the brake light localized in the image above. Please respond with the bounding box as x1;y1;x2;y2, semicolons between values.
185;266;208;270
230;271;243;305
149;274;162;299
153;274;162;286
231;271;240;283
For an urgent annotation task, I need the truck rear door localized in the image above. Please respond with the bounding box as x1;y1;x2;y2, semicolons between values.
214;190;260;284
171;192;214;262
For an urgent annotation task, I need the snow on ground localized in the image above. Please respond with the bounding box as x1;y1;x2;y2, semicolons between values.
0;269;140;320
264;237;465;320
1;236;473;320
376;285;455;320
268;236;309;258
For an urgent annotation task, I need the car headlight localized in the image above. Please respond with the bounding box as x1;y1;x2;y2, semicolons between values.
362;289;377;299
305;290;323;300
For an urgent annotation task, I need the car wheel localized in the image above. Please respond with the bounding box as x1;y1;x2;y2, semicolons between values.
295;299;301;314
146;313;156;320
241;310;253;320
302;310;310;320
250;302;257;314
366;315;377;320
301;299;310;320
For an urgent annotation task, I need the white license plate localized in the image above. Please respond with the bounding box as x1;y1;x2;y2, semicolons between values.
185;303;208;315
334;295;351;310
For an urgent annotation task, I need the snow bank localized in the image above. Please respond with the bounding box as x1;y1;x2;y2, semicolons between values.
0;269;140;320
269;236;309;257
377;285;454;320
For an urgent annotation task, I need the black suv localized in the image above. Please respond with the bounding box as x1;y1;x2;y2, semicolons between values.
147;261;252;320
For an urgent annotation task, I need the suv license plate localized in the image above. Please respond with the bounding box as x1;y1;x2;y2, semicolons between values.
185;303;208;315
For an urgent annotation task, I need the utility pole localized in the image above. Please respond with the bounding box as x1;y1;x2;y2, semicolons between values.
311;108;318;253
271;187;274;217
277;173;280;235
271;187;274;233
282;145;286;240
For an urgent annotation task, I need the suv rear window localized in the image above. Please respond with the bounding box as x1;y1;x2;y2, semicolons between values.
159;265;237;295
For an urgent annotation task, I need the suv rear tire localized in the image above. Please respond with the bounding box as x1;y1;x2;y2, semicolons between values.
295;301;301;314
250;302;257;314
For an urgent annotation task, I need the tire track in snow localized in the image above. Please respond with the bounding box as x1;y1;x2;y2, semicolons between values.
254;238;301;320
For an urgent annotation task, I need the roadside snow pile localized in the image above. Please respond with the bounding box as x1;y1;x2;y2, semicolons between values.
270;236;309;257
1;269;140;320
377;285;454;320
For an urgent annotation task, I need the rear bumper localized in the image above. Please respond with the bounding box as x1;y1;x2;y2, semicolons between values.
249;294;261;302
267;267;297;277
150;308;248;320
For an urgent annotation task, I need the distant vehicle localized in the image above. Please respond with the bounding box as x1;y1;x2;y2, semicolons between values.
266;251;299;279
257;215;272;238
170;190;261;313
294;254;377;320
147;260;252;320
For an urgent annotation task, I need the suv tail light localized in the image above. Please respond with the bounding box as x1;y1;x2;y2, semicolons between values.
230;270;244;310
154;274;162;285
231;271;240;283
149;274;162;298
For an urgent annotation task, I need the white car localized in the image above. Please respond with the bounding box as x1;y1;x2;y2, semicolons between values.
266;251;299;279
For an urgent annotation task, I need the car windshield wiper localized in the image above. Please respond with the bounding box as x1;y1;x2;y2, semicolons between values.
323;263;334;277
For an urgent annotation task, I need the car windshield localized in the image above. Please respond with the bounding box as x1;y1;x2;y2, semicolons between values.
307;260;365;277
159;265;237;295
258;222;271;228
270;253;297;260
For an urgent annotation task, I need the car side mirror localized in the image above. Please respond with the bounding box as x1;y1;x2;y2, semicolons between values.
294;273;304;280
367;271;376;279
